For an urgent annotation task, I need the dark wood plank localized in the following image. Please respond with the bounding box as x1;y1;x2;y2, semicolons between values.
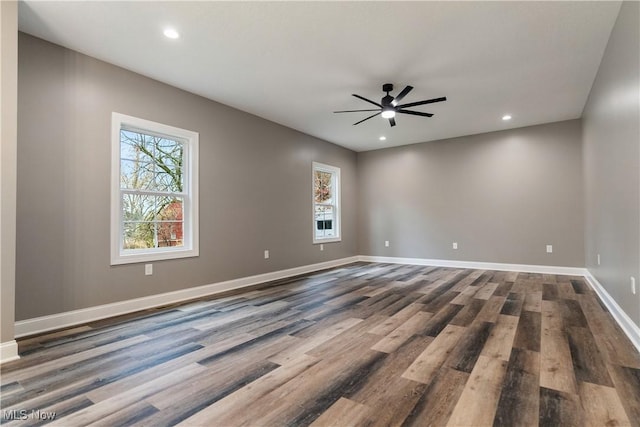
493;348;540;427
493;281;514;297
559;299;588;328
449;298;486;327
401;367;469;427
347;336;432;427
570;279;590;294
579;293;640;369
566;326;613;387
445;320;494;373
607;364;640;425
500;291;524;316
419;304;464;337
539;387;583;427
513;310;541;352
542;282;559;301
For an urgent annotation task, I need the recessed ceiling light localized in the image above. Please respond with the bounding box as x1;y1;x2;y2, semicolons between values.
163;28;180;39
379;136;386;141
502;115;512;121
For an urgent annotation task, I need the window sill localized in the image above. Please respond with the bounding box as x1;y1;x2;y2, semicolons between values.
111;248;199;265
313;237;342;245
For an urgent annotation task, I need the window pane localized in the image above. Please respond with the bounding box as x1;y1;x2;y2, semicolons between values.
151;136;184;192
120;130;154;163
315;205;335;239
155;169;182;192
121;159;156;190
314;171;333;204
157;222;184;247
156;137;181;153
157;197;183;222
120;130;184;193
123;222;155;249
122;194;156;222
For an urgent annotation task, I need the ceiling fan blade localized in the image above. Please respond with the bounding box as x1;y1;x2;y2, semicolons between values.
352;94;383;108
392;85;413;106
334;108;381;113
398;110;434;117
397;96;447;109
389;117;396;127
353;112;381;125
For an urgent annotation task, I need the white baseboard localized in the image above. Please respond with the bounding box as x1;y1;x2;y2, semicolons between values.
358;255;587;276
584;270;640;353
0;340;20;364
14;256;359;338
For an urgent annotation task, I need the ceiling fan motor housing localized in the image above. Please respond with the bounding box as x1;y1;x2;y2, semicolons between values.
382;83;395;107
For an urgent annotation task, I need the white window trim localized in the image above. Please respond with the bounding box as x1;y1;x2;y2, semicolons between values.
110;112;199;265
312;161;341;244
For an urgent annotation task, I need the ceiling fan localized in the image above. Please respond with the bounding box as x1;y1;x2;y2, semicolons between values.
334;83;446;127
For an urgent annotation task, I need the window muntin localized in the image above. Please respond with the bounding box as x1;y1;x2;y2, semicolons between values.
313;162;341;243
111;113;198;264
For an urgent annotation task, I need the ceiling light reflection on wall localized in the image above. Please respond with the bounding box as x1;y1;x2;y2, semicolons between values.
379;136;386;141
502;115;512;121
163;28;180;39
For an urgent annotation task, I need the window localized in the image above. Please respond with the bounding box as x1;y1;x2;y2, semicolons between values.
111;113;199;265
313;162;341;243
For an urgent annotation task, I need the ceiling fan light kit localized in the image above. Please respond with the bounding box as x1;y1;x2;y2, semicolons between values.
334;83;446;127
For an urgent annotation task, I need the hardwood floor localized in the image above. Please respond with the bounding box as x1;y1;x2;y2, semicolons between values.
1;262;639;426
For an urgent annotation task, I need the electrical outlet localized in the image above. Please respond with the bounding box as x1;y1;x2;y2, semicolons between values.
631;277;636;295
597;254;601;265
145;264;153;276
384;240;390;247
546;245;553;253
452;242;458;250
264;250;270;259
320;244;324;251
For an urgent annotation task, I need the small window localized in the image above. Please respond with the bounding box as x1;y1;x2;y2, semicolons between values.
111;113;199;265
313;162;341;243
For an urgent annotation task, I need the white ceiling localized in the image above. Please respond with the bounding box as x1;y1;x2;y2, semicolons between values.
18;1;621;152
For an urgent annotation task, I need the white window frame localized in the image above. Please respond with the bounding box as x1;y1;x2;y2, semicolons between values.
312;162;341;244
110;112;199;265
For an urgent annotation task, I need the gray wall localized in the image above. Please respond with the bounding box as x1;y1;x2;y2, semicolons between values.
583;1;640;327
357;120;585;267
16;33;357;320
1;1;18;344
